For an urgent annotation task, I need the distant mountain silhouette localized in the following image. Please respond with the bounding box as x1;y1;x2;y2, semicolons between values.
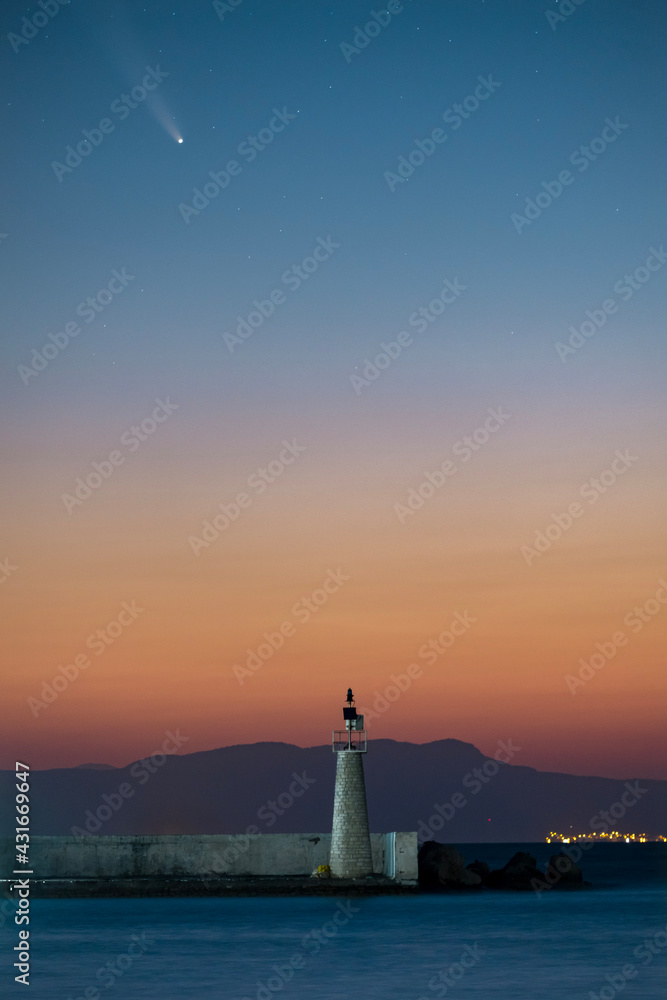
1;740;664;842
74;763;116;770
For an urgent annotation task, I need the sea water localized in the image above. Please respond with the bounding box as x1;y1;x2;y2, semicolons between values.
1;844;665;1000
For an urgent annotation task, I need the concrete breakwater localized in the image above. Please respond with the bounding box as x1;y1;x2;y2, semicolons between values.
0;832;417;893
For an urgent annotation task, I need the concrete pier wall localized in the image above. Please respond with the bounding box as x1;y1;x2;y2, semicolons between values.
0;833;418;882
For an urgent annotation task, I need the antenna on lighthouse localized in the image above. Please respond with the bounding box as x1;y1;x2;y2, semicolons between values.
337;688;366;750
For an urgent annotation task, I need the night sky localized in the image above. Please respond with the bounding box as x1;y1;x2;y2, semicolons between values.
2;0;666;778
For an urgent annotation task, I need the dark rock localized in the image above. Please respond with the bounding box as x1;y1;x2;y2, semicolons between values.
419;845;589;893
418;841;481;889
545;852;584;886
466;860;490;882
486;851;544;890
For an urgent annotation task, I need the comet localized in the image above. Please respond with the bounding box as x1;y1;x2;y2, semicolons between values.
149;98;183;144
96;16;182;144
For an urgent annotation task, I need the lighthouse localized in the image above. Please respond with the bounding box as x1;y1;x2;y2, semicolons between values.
329;688;373;878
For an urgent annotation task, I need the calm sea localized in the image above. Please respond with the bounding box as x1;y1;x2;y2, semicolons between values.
1;844;665;1000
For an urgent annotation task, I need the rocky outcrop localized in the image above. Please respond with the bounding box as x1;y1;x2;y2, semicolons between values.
485;851;544;890
466;859;490;881
418;843;588;891
545;852;584;886
418;842;482;889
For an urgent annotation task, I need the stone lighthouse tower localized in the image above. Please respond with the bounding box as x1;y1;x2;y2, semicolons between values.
329;688;373;878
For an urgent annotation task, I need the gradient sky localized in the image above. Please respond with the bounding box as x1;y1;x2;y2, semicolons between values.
1;0;666;779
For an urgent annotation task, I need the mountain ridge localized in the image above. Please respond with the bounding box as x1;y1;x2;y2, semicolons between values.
1;739;663;842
